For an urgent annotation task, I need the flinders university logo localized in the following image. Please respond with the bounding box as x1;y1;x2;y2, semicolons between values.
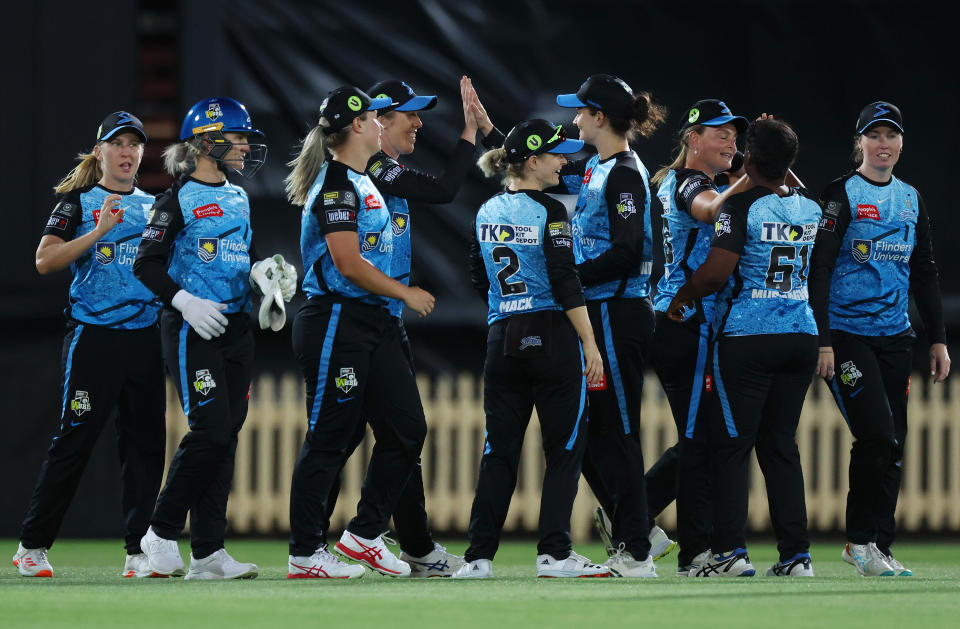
392;212;408;236
198;238;219;262
851;239;872;264
361;232;380;253
94;241;115;265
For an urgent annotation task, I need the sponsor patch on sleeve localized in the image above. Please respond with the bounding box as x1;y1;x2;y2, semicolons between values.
142;226;166;241
552;236;573;248
323;191;357;207
46;215;68;230
324;208;356;224
822;199;842;218
52;201;77;217
616;193;636;219
381;165;404;183
547;221;572;237
818;216;836;232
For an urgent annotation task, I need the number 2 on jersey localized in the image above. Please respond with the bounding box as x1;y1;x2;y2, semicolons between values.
491;245;528;296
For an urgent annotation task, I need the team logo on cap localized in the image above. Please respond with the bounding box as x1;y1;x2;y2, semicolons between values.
194;369;217;396
873;103;891;118
361;232;380;252
526;135;542;150
851;239;872;263
198;238;219;262
376;93;389;100
688;108;700;124
347;95;363;111
94;241;116;265
392;212;408;236
206;103;222;121
71;390;92;416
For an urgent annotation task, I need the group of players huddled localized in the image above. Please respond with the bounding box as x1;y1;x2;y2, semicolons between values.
12;72;949;582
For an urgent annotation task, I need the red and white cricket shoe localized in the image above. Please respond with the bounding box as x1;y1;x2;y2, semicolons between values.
334;531;410;577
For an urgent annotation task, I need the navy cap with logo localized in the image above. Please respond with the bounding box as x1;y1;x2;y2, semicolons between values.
366;80;437;114
856;101;904;134
319;86;393;134
556;74;635;119
680;99;748;135
97;111;147;143
504;119;584;163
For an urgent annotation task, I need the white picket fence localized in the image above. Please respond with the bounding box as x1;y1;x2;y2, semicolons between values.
162;373;960;540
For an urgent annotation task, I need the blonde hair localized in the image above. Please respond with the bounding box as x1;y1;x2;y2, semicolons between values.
477;147;525;186
285;114;361;206
652;126;700;186
53;150;103;194
162;139;205;176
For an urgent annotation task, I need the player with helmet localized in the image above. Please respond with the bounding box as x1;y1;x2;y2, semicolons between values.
552;74;666;577
13;112;166;579
284;86;434;579
455;119;605;578
133;97;291;580
810;101;949;577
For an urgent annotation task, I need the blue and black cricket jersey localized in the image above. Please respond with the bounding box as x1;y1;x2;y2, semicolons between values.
134;174;254;313
710;187;821;337
43;184;160;329
364;140;475;318
554;151;654;301
469;190;584;325
653;168;722;323
299;161;393;305
809;171;945;345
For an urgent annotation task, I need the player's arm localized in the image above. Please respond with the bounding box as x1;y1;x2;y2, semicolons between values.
36;192;123;274
133;190;186;306
667;198;748;319
909;193;950;381
367;143;474;204
467;228;489;300
681;170;754;224
575;166;646;287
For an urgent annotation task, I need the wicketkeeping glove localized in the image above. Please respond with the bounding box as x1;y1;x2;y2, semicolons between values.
249;258;286;332
272;254;298;302
171;289;228;340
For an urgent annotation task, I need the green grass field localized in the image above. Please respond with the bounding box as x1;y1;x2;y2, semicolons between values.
2;539;959;628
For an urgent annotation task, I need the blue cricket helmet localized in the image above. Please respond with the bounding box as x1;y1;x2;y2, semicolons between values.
179;97;264;141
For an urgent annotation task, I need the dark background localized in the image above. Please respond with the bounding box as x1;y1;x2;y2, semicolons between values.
1;0;954;537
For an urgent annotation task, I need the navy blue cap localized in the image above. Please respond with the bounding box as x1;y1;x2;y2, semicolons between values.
97;111;147;143
680;100;748;135
856;101;904;134
319;86;393;133
504;119;584;163
367;80;438;114
556;74;635;118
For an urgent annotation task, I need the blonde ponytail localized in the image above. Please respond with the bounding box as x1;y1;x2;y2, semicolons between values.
478;147;525;186
285;116;358;206
162;139;204;176
53;151;102;194
652;127;697;186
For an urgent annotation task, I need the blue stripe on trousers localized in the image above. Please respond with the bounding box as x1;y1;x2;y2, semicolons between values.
712;341;739;438
600;303;631;435
60;324;84;418
178;322;190;418
309;303;342;431
684;323;710;438
565;344;587;450
829;377;851;427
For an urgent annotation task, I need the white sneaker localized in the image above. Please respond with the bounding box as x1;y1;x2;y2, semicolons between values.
288;545;365;579
594;507;615;556
603;546;657;578
122;552;167;578
842;542;895;576
12;543;53;577
677;549;711;577
648;525;678;561
183;548;257;580
765;553;814;577
885;553;913;577
139;527;186;577
537;551;610;578
694;548;756;577
400;542;464;578
334;530;410;577
451;559;494;579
